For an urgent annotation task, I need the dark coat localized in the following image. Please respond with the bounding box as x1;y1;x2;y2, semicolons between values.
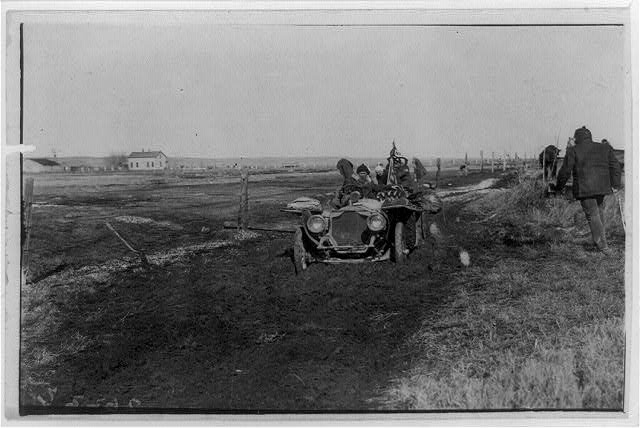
413;158;428;182
538;145;560;168
355;176;376;199
336;158;354;183
555;141;621;199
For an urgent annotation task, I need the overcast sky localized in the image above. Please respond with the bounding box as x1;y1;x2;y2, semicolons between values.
21;17;626;159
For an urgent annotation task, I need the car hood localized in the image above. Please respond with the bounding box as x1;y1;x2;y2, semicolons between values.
322;198;382;218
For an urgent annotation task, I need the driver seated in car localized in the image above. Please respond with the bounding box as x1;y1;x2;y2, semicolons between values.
355;163;376;199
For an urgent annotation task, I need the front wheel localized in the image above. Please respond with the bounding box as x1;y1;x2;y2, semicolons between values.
393;222;408;264
293;228;309;274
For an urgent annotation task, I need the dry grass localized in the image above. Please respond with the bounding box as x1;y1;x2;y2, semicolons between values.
465;173;625;246
381;256;624;410
386;317;623;410
380;173;625;410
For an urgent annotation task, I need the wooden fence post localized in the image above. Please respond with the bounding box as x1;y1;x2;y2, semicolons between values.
491;152;495;173
480;150;484;172
238;168;249;230
503;153;507;171
435;158;441;188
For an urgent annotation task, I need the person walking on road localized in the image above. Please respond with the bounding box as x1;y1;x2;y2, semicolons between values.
550;126;622;255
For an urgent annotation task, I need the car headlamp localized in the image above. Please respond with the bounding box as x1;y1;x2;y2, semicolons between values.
367;213;386;232
306;215;326;233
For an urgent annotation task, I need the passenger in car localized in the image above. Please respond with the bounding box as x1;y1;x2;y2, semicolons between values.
333;158;360;207
355;164;376;199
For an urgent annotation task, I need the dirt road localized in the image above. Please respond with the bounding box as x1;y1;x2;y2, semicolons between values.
21;170;505;411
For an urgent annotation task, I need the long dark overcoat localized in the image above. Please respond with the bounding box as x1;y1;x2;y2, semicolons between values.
556;141;621;199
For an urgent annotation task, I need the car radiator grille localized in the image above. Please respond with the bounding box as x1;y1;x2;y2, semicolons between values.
330;212;368;245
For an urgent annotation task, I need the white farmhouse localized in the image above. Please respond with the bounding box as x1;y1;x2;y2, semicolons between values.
127;150;168;170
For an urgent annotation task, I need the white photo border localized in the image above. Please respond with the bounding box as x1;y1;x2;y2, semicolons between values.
1;1;637;426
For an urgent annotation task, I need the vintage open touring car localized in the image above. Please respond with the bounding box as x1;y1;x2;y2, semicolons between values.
283;146;442;273
284;194;424;273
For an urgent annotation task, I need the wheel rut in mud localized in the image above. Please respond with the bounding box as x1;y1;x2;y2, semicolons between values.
39;222;466;410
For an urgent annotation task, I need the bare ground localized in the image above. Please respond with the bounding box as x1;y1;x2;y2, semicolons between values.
19;169;624;412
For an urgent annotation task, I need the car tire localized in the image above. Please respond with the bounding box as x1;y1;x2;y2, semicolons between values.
404;212;418;250
293;228;309;274
394;222;408;264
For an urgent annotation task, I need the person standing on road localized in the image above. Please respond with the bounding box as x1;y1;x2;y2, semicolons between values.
412;158;429;184
550;126;622;255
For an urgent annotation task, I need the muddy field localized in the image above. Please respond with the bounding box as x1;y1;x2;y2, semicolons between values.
20;168;625;413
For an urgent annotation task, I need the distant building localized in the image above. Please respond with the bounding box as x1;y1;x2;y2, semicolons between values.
57;158;107;172
23;158;64;173
127;151;168;171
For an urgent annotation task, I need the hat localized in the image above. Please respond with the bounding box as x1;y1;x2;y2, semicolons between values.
573;126;592;144
356;164;370;175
